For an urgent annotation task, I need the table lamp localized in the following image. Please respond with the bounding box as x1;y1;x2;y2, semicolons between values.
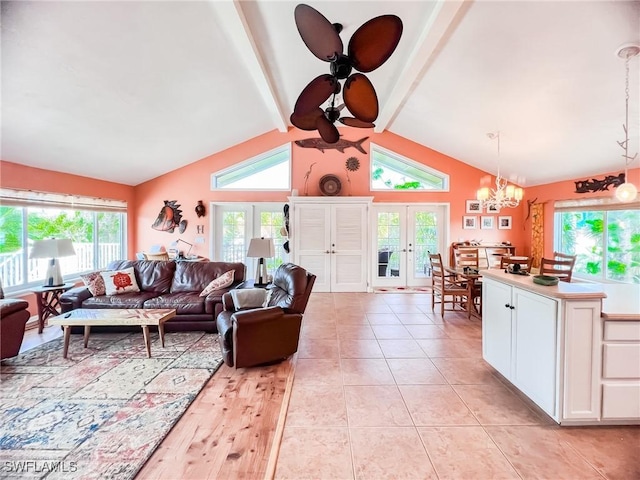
246;237;275;287
170;239;193;259
30;238;76;287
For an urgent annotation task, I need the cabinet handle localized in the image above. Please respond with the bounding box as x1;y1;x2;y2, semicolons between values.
510;305;515;310
505;303;510;308
325;250;330;254
331;250;336;254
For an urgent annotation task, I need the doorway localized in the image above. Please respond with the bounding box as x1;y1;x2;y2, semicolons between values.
372;204;448;288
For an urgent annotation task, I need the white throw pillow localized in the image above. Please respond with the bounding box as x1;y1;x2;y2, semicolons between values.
100;267;141;296
199;270;235;297
230;288;268;309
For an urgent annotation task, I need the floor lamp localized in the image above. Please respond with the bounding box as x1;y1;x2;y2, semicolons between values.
247;237;275;287
29;238;76;287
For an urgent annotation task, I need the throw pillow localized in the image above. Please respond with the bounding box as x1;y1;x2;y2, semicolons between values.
100;267;140;296
80;270;106;296
230;288;268;309
199;270;235;297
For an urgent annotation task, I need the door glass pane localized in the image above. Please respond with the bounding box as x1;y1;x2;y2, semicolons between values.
259;210;285;276
221;211;246;262
558;211;604;280
377;212;401;278
413;211;439;278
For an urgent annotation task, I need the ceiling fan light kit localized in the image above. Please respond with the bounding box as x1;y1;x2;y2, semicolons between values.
614;43;639;203
291;4;403;143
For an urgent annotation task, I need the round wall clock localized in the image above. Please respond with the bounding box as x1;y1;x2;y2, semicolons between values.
319;174;342;196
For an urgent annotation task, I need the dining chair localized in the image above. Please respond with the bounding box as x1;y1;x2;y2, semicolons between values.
500;255;533;271
428;253;468;317
454;248;480;269
540;252;576;282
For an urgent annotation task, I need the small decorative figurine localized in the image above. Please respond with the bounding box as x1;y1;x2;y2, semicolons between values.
195;200;206;218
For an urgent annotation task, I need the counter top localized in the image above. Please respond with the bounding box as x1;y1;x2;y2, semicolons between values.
481;270;639;321
481;270;606;300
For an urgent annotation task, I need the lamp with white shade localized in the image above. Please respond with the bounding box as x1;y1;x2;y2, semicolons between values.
246;237;275;287
29;238;76;287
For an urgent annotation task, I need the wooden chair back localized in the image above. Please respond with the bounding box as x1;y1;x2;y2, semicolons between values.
454;248;480;269
428;253;468;316
500;256;533;271
540;252;576;282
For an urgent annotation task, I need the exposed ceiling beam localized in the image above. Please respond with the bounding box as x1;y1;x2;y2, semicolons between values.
375;0;472;132
211;0;288;132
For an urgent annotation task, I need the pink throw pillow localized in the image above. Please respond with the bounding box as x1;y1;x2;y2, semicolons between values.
200;270;235;297
80;271;106;296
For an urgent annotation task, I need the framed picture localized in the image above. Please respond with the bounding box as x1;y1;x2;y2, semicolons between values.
466;200;482;214
463;216;477;229
498;216;512;229
487;204;500;214
481;216;494;229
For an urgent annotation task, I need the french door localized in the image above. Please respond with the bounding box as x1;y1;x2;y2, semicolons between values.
371;204;448;288
211;203;289;278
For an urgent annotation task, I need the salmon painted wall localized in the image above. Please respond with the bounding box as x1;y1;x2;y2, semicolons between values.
0;160;136;314
136;127;526;258
524;166;640;259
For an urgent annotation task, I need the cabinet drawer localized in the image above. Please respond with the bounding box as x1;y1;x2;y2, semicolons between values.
604;321;640;341
603;344;640;378
602;383;640;419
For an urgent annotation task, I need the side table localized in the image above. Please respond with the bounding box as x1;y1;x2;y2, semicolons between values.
32;283;74;333
235;279;270;289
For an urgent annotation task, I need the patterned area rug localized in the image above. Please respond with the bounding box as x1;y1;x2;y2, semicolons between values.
0;331;223;479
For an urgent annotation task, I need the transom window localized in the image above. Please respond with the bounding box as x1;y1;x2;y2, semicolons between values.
211;143;291;191
370;143;449;191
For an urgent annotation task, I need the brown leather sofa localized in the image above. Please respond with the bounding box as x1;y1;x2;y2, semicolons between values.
216;263;316;368
1;285;30;360
60;260;245;332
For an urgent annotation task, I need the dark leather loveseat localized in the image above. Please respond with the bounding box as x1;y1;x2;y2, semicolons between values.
60;260;245;332
1;285;30;360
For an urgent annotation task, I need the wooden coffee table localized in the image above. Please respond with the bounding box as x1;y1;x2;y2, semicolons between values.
49;308;176;358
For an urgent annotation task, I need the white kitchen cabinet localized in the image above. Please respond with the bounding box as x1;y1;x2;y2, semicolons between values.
290;197;371;292
482;271;639;425
482;277;558;417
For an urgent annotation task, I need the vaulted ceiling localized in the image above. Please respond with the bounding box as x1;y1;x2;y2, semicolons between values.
2;1;639;187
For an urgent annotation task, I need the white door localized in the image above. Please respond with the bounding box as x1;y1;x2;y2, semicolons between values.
293;203;332;292
331;203;368;292
372;204;447;288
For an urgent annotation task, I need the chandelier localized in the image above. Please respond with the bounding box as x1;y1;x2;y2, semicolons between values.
614;43;639;203
476;131;523;209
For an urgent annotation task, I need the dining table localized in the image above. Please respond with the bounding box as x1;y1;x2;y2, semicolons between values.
443;266;485;319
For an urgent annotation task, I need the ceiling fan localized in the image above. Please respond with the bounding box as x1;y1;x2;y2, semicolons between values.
290;4;403;143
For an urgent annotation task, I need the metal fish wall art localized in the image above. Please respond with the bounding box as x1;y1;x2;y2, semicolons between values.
152;200;187;233
295;136;368;154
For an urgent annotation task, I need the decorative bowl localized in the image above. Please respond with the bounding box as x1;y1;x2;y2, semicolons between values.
319;174;342;196
533;275;559;286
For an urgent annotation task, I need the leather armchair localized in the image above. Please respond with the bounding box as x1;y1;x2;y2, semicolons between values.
216;263;316;368
1;284;30;360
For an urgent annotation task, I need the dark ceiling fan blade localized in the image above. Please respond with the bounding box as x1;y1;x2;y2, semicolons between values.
348;15;403;73
343;73;378;123
339;117;375;128
316;115;340;143
294;4;343;62
290;108;323;130
294;74;339;115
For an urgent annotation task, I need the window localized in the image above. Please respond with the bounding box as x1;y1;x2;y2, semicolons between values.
554;199;639;284
0;189;127;291
211;143;291;191
370;143;449;191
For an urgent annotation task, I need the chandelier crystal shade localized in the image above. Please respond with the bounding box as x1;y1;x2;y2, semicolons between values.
476;132;523;210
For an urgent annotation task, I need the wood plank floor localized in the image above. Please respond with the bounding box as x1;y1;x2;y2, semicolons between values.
19;323;293;480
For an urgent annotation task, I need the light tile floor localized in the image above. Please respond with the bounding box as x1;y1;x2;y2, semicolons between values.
274;292;640;480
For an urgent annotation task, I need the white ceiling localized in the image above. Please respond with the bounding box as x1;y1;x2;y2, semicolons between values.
2;0;639;187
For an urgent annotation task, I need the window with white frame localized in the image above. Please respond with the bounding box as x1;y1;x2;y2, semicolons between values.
370;143;449;191
0;188;127;291
211;143;291;191
212;203;287;278
554;198;639;284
